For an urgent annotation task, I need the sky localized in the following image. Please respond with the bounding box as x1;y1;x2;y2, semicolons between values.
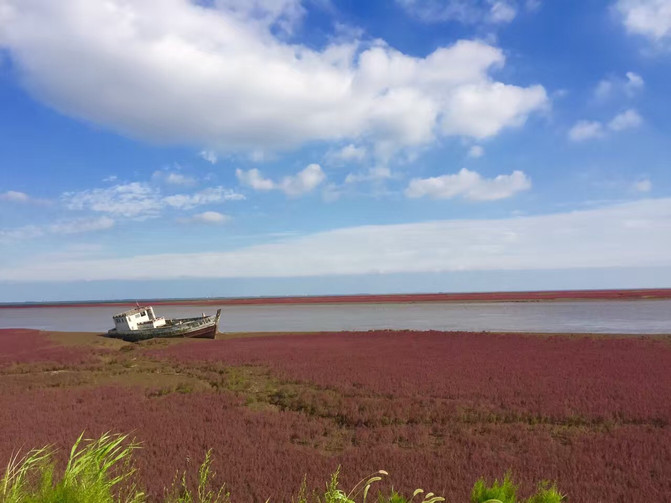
1;0;670;302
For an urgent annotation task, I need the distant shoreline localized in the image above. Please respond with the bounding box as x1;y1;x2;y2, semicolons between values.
2;287;671;309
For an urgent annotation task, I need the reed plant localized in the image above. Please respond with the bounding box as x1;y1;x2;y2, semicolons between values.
164;449;230;503
0;432;564;503
0;432;144;503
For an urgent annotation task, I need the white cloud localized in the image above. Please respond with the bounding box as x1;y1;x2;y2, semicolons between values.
607;108;643;131
63;183;163;218
235;168;276;191
48;216;115;234
594;79;614;101
163;187;245;209
568;109;642;142
439;81;547;139
616;0;671;41
63;182;243;218
280;164;327;196
321;183;342;203
633;178;652;192
467;145;484;158
396;0;517;24
0;1;547;159
0;216;114;241
568;120;605;141
625;71;645;93
199;150;218;164
489;1;517;23
325;144;367;165
213;0;306;34
180;211;231;225
0;225;42;241
525;0;541;11
4;198;671;281
594;72;644;100
237;164;326;196
344;166;392;184
405;168;530;201
152;170;197;187
0;190;31;203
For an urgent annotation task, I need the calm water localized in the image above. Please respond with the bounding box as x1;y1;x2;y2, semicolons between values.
0;300;670;334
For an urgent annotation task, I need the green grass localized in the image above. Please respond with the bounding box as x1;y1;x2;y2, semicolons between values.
0;433;564;502
471;472;565;503
0;432;143;503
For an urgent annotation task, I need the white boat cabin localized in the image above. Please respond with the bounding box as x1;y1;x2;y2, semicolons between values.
112;306;166;332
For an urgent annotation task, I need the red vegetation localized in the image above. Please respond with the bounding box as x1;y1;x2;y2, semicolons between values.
1;329;671;502
155;331;671;425
0;329;99;367
170;287;671;306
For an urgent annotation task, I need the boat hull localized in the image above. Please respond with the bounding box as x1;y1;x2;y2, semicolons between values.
107;309;221;342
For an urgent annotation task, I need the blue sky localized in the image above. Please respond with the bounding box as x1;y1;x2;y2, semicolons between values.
1;0;670;302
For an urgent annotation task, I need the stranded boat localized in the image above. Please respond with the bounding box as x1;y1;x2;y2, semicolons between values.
107;305;221;342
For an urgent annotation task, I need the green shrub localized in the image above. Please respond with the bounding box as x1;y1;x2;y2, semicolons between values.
525;482;564;503
471;472;518;503
471;473;565;503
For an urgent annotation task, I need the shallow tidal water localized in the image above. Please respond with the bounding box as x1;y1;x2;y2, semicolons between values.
0;299;670;334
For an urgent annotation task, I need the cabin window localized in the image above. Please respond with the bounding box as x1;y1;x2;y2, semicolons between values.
140;311;146;317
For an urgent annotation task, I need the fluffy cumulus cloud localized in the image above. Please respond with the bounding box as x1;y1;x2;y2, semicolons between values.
616;0;671;41
237;164;326;196
0;0;547;159
4;198;671;281
236;169;276;192
568;120;605;141
608;109;643;131
396;0;517;24
405;168;531;201
62;182;243;218
568;109;642;141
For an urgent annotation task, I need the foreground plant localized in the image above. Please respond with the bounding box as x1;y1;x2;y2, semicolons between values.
164;449;230;503
320;467;444;503
0;432;143;503
1;432;564;503
321;467;390;503
471;473;565;503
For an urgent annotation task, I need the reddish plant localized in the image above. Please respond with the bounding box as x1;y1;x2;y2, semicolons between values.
1;330;670;502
